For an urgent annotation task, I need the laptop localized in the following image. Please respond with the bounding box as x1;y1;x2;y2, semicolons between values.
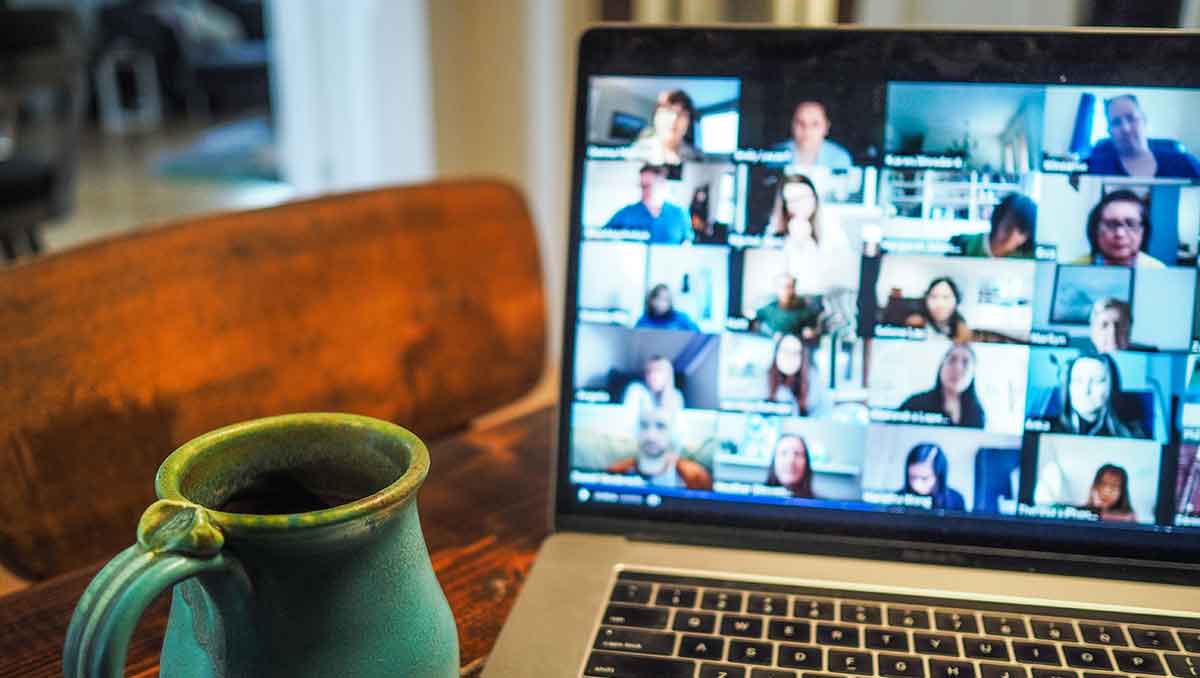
484;26;1200;678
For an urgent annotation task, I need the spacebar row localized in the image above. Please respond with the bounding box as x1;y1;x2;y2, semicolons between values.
585;651;696;677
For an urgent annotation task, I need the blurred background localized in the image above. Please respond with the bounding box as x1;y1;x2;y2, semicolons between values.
1;0;1198;348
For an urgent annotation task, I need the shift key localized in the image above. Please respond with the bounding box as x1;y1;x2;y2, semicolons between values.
603;604;670;629
585;651;695;677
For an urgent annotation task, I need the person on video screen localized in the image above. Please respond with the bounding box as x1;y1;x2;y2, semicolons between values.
767;174;851;295
752;273;822;339
1072;189;1163;268
1052;353;1148;439
623;355;685;414
765;434;816;499
630;89;700;166
951;193;1037;258
635;284;699;331
903;277;972;343
604;164;691;244
767;333;827;417
900;443;966;511
1086;95;1200;179
1083;463;1137;522
1089;298;1133;353
771;101;852;169
899;343;986;428
689;186;727;244
606;406;712;490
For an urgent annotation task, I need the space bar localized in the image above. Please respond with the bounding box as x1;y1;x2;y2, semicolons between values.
584;651;696;677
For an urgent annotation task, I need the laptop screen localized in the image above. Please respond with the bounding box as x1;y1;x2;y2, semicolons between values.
559;28;1200;564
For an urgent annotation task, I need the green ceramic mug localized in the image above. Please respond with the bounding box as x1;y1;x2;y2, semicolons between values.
63;413;459;677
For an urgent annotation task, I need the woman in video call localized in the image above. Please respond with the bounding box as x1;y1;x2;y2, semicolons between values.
623;355;685;414
904;277;972;343
1052;353;1148;439
1072;189;1164;268
899;443;966;511
767;174;852;295
765;434;816;499
951;193;1037;258
635;284;699;331
899;343;986;428
631;89;700;166
767;333;827;417
1086;94;1200;179
1083;463;1137;522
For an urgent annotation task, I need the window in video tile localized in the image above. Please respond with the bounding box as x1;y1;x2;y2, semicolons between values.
1040;86;1200;178
569;402;720;492
860;423;1022;514
1024;347;1188;443
709;413;867;503
574;324;721;411
1022;433;1162;525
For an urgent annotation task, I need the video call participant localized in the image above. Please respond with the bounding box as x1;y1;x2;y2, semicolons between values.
635;284;699;331
1086;95;1200;179
1073;189;1164;268
767;333;827;416
1083;463;1137;522
899;343;986;428
771;101;852;169
689;187;727;244
603;164;691;244
622;355;685;414
765;434;815;499
903;277;971;343
767;173;852;295
606;406;712;490
900;443;966;511
1051;353;1148;439
631;89;700;166
752;273;822;339
951;193;1037;258
1088;298;1132;353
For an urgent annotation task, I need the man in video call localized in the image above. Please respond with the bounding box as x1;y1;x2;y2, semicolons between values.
607;406;713;490
772;100;852;169
603;163;691;244
751;273;821;339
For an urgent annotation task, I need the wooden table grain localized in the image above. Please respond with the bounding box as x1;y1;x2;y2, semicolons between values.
0;406;554;678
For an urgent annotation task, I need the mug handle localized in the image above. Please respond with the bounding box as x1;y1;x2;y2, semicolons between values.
63;499;250;678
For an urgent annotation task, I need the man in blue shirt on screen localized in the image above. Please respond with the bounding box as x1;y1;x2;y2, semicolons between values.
603;163;691;244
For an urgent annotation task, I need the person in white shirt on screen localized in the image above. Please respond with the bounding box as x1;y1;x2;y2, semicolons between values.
630;89;700;166
766;174;852;295
771;101;852;169
622;355;685;414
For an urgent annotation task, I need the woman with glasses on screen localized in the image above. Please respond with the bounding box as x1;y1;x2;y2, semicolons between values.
899;443;966;511
899;343;986;429
1072;190;1164;268
1083;463;1137;523
1051;354;1148;439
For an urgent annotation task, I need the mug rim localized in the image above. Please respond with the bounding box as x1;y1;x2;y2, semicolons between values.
155;412;429;535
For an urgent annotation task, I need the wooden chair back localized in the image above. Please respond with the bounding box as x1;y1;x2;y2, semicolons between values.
0;180;546;579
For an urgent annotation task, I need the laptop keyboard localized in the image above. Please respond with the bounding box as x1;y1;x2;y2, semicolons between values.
583;571;1200;678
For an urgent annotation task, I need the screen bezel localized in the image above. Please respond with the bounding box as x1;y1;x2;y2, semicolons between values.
555;25;1200;577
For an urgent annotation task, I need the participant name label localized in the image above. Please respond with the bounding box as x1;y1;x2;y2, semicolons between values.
721;400;796;415
733;148;793;164
1176;514;1200;528
579;309;632;325
1017;504;1099;521
1029;331;1069;347
871;409;949;426
1042;158;1088;173
863;491;933;509
875;325;929;341
884;154;965;169
881;238;957;255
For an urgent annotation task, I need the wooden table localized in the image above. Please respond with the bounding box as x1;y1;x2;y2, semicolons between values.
0;406;554;678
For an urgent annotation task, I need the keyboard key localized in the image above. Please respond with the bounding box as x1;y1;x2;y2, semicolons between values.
1079;624;1126;647
656;586;698;608
914;632;959;656
842;603;884;625
964;637;1010;661
728;640;772;665
1165;653;1200;678
747;594;787;616
980;664;1029;678
1031;670;1079;678
936;610;980;634
868;629;911;652
1113;649;1166;675
700;664;746;678
1063;646;1113;671
1031;620;1078;643
603;604;669;629
890;607;932;629
721;615;764;638
1013;641;1061;665
1180;632;1200;653
679;634;725;661
1081;674;1123;678
702;591;744;613
983;616;1029;638
593;626;676;655
879;653;926;678
584;651;695;678
610;581;652;604
1130;628;1180;651
777;643;822;669
750;670;798;678
674;611;717;634
828;650;874;675
816;623;860;647
767;619;811;643
795;598;835;620
931;660;978;678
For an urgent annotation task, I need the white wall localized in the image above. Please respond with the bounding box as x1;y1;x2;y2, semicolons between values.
856;0;1080;26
